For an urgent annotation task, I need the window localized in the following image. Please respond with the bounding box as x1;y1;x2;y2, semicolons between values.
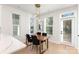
12;14;20;36
46;17;53;35
30;17;34;34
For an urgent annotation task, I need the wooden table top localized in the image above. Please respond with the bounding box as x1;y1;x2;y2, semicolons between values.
36;35;48;41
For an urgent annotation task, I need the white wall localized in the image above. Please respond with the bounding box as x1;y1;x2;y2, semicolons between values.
41;5;78;48
1;5;31;42
0;5;2;30
77;5;79;49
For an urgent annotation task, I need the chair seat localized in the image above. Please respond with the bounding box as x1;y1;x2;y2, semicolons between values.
41;40;46;43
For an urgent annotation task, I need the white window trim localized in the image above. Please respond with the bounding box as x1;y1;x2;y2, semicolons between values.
45;17;53;35
13;14;20;36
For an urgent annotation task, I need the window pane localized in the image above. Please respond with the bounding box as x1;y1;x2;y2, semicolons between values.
30;17;34;33
46;27;52;34
46;17;53;25
12;14;20;36
13;30;18;36
31;26;34;29
13;19;19;24
13;26;18;31
30;26;34;33
13;26;19;36
13;14;19;19
30;30;34;33
30;18;34;25
13;14;19;25
46;17;53;35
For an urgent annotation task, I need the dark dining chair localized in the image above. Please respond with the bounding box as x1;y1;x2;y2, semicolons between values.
41;33;47;42
26;34;33;47
42;33;47;36
36;32;41;35
31;35;43;54
41;33;48;50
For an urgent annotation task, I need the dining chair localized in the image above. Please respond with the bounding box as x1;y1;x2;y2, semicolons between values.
36;32;41;35
31;35;43;54
41;33;48;50
41;33;47;42
26;34;33;47
42;33;47;36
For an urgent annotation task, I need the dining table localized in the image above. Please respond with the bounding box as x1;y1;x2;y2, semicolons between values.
36;35;49;54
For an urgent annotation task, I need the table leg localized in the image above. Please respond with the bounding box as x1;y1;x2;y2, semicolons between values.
47;39;48;49
26;40;27;45
39;41;42;54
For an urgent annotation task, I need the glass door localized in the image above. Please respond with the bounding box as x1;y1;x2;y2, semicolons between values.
61;18;74;44
63;20;72;42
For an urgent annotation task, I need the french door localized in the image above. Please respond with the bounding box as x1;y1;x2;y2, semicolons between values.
61;18;74;44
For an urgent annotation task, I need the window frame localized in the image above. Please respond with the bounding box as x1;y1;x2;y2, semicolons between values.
12;13;20;36
46;16;53;35
30;17;34;34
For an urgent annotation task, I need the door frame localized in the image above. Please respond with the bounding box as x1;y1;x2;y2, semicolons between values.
60;17;75;45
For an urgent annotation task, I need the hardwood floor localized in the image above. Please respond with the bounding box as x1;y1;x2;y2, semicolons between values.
13;42;78;54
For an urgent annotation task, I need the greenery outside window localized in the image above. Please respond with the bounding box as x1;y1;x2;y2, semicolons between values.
46;17;53;35
30;17;34;34
12;14;20;36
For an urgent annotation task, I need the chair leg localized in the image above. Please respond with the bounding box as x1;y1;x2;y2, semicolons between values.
39;44;42;54
32;44;43;54
37;45;39;54
47;39;48;49
32;45;34;50
41;43;43;51
36;45;40;54
34;45;38;54
26;41;29;47
29;43;32;49
26;40;28;45
32;45;35;51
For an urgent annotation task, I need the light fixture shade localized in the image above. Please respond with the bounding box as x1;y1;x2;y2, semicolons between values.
35;4;40;8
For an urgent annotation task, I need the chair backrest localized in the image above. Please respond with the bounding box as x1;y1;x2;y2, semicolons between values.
31;35;40;45
26;34;32;42
36;32;41;36
42;33;47;36
26;34;30;39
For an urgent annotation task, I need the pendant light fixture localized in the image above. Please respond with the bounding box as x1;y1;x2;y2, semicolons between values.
35;4;41;31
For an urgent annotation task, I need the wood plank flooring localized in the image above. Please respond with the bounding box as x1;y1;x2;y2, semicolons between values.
13;42;78;54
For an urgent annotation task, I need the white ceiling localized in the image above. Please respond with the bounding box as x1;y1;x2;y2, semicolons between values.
5;4;76;15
